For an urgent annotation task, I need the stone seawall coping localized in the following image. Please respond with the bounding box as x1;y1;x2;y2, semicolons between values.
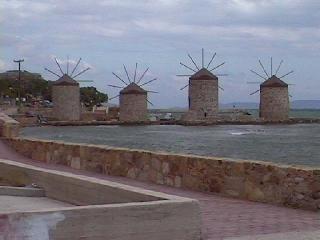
4;137;320;211
0;113;20;138
0;158;201;240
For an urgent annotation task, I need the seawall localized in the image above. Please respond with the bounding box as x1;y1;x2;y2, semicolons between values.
4;137;320;211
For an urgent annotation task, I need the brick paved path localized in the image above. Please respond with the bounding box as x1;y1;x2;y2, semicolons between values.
0;139;319;240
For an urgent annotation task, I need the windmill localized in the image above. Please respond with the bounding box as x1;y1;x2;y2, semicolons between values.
177;48;227;120
108;63;158;122
248;58;294;121
45;56;93;121
44;56;93;84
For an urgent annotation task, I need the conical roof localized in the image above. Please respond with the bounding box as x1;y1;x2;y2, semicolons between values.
261;75;288;88
120;82;147;94
53;74;79;86
190;68;218;81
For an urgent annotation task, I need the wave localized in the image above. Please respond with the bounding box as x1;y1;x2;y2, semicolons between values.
230;129;265;136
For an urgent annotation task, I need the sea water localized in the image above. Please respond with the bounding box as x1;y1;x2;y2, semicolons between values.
21;124;320;167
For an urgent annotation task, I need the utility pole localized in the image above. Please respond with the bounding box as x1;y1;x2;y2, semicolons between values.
13;59;24;101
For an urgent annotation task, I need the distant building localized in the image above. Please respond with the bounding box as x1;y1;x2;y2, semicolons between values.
107;106;120;120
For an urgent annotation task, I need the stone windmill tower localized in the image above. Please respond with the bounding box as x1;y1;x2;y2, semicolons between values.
108;63;157;122
249;58;294;121
45;57;92;121
177;49;226;121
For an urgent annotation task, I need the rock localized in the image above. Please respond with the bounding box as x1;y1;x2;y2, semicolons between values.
162;162;170;175
151;157;161;171
71;157;81;170
245;181;265;201
127;168;137;179
294;177;304;183
296;193;305;200
174;176;182;188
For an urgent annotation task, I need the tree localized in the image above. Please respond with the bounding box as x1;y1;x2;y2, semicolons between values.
0;70;50;100
80;87;108;107
0;70;108;106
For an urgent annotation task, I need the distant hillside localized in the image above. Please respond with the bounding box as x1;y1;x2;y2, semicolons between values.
0;70;43;81
0;70;50;99
220;102;259;109
291;100;320;109
149;107;187;113
151;100;320;111
220;100;320;109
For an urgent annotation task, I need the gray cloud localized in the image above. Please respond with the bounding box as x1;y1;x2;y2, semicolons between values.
1;0;320;107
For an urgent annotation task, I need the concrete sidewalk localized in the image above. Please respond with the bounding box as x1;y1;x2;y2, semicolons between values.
1;139;319;240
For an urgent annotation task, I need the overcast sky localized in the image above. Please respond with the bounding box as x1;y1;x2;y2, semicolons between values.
1;0;320;107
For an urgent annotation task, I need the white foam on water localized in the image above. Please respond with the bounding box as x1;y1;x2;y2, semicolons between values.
230;132;247;135
230;129;265;136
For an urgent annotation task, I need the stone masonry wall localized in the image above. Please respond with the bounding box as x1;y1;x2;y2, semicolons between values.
260;87;289;121
119;93;147;122
52;85;80;121
4;137;320;210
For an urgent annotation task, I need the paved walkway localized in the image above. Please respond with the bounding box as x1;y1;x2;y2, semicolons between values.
0;139;319;240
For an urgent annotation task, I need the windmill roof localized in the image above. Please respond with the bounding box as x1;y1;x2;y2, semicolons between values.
189;68;218;80
53;74;79;86
261;75;288;88
120;83;147;94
